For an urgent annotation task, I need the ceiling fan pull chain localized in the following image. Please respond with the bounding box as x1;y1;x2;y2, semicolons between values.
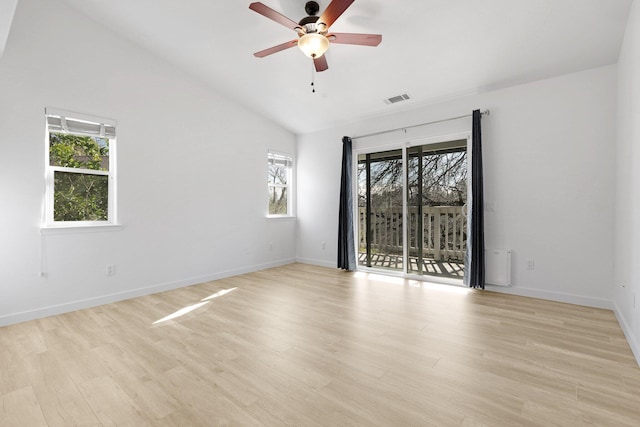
311;59;316;93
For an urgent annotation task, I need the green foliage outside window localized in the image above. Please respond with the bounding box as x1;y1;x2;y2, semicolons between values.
49;132;110;221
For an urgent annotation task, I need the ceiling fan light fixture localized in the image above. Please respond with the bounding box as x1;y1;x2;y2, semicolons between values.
298;33;329;58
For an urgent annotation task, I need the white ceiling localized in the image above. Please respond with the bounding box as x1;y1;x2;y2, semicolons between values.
59;0;633;134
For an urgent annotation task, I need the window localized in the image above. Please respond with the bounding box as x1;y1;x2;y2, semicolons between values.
45;108;117;226
267;151;293;217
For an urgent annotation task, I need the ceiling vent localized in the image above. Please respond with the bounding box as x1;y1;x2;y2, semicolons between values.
384;93;411;105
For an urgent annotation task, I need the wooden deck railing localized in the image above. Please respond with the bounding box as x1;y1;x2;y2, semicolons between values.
358;206;467;261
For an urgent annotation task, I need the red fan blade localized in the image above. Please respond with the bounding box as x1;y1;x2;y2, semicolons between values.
254;40;298;58
328;33;382;46
249;2;300;31
318;0;355;30
314;55;328;72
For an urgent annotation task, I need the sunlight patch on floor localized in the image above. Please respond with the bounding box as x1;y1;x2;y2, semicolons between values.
420;281;472;295
202;287;237;301
153;301;210;324
355;271;405;285
354;271;471;295
153;287;238;324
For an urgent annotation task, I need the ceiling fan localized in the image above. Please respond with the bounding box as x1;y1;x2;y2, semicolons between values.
249;0;382;72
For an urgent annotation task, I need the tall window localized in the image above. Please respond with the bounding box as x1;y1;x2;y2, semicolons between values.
45;109;117;226
267;151;293;217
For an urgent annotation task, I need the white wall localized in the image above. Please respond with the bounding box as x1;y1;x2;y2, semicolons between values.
614;0;640;363
297;65;617;308
0;0;296;325
0;0;17;57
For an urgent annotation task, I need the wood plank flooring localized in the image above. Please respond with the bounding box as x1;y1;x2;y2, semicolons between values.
1;263;639;426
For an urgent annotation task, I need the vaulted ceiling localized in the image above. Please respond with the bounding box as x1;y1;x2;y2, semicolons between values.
50;0;635;134
0;0;18;57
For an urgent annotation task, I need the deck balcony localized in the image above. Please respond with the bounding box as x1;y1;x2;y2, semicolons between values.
358;205;466;279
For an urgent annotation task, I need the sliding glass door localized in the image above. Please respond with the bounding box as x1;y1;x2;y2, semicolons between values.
406;141;467;278
357;140;467;279
357;149;404;272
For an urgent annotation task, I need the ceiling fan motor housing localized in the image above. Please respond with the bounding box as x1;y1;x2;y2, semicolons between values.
299;2;321;33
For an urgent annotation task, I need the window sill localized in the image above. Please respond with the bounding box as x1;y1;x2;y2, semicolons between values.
266;215;296;221
41;224;124;235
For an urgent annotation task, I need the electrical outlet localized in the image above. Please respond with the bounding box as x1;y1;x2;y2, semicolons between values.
526;259;535;270
321;241;326;250
106;264;116;276
269;243;273;251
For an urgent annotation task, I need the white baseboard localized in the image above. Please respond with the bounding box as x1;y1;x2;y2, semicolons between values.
486;285;614;310
0;258;296;327
613;302;640;367
296;257;336;269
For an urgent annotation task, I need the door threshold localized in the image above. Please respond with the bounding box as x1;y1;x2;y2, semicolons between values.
355;266;465;287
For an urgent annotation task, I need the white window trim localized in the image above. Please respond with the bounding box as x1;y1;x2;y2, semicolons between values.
43;108;119;229
40;224;124;235
267;149;294;218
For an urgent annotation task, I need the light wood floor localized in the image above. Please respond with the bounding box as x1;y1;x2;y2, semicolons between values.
1;263;639;426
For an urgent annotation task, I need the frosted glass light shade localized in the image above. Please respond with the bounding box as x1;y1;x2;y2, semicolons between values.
298;33;329;58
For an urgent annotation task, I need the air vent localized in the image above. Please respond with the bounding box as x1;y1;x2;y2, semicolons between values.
384;93;411;105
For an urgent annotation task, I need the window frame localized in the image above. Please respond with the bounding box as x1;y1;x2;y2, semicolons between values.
267;150;294;218
43;108;118;228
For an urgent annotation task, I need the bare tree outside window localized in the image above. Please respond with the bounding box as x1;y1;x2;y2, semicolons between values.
358;142;467;278
268;152;292;216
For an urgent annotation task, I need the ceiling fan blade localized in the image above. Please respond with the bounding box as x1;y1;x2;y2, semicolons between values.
314;55;329;72
254;40;298;58
328;33;382;46
249;2;300;31
318;0;355;30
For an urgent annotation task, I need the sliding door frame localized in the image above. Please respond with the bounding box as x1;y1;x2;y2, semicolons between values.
353;131;471;286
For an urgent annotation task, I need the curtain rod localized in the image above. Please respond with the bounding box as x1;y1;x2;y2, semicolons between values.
351;109;490;140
